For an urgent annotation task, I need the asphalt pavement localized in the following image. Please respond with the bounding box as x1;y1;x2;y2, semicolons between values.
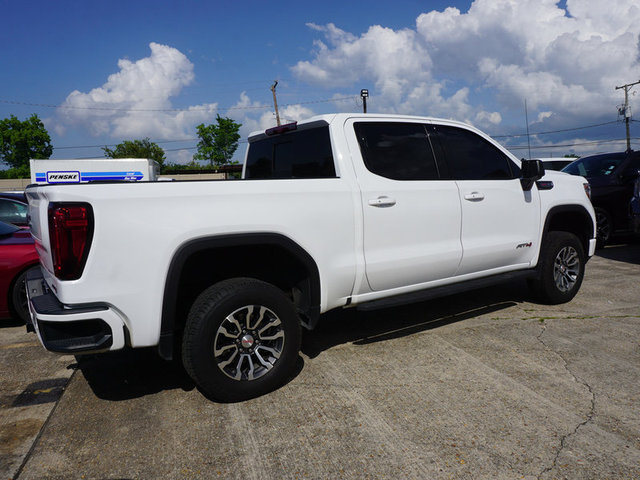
2;240;639;480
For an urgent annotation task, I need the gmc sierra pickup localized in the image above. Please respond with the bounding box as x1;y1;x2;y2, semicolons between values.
25;113;596;401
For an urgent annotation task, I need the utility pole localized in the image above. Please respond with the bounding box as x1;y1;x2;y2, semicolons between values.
270;81;281;126
616;79;640;152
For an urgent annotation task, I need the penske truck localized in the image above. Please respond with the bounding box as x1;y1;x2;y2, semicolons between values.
29;158;159;184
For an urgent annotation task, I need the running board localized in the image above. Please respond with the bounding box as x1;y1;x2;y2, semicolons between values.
354;270;536;312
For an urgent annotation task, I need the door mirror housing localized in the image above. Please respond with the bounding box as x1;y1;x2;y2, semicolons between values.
520;159;545;191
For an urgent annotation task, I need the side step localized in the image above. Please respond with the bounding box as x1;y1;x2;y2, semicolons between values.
354;270;535;312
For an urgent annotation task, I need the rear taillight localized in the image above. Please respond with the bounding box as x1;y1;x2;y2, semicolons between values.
48;203;94;280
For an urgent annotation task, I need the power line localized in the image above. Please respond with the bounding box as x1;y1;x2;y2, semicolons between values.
54;138;251;152
54;138;199;150
506;137;639;150
0;96;357;113
493;120;620;138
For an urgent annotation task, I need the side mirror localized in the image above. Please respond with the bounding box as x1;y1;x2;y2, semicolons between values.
520;159;545;191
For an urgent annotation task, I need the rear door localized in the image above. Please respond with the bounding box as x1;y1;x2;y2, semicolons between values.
346;119;463;292
429;123;540;275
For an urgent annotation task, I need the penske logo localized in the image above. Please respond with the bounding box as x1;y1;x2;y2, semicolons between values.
47;171;80;183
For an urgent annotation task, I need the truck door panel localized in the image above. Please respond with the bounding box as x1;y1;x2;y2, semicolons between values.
347;120;463;292
429;124;540;275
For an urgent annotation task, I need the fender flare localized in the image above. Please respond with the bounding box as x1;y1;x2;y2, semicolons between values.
541;204;595;252
158;233;321;360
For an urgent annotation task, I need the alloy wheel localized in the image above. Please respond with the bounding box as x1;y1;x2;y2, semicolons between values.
553;246;580;292
213;305;285;381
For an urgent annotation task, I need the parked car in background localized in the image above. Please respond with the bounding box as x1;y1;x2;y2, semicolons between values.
0;220;39;322
562;150;640;247
631;175;640;234
0;192;29;227
537;157;575;171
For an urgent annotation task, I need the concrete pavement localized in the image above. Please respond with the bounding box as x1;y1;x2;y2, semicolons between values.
2;240;639;480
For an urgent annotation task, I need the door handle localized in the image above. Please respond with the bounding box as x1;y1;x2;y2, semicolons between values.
368;196;397;207
464;192;485;201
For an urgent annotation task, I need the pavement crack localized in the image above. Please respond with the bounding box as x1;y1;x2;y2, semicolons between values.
535;322;596;479
12;367;77;480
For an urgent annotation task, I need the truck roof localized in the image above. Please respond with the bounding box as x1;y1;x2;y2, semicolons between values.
248;112;492;144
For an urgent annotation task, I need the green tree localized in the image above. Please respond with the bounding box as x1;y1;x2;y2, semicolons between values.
194;115;242;168
0;114;53;169
102;138;166;170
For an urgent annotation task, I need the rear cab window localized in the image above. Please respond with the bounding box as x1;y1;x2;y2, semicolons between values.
245;124;336;179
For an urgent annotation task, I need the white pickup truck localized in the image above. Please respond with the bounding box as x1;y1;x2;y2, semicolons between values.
25;113;596;401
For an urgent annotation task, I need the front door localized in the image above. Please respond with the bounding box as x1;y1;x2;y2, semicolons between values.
429;124;540;276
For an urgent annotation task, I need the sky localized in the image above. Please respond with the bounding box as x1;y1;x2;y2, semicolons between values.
2;0;640;167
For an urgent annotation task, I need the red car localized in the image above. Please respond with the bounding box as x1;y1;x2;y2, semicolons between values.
0;220;39;322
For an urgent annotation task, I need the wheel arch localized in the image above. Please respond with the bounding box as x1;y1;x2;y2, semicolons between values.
542;204;595;255
159;233;321;360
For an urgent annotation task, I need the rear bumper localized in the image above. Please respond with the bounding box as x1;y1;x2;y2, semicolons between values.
26;268;126;354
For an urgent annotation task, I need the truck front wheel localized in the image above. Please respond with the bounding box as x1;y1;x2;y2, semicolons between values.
182;278;301;402
529;231;585;305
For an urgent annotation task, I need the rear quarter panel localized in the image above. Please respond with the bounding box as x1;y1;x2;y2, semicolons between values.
27;179;358;346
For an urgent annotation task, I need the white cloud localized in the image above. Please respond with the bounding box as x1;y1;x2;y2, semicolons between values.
536;111;554;123
293;23;432;106
173;149;195;165
58;42;218;140
292;0;640;143
475;110;502;126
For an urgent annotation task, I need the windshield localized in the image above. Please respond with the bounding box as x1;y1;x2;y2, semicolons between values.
562;153;626;178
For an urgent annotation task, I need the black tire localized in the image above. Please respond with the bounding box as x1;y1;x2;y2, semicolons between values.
10;265;39;323
594;207;612;249
182;278;301;402
529;231;585;305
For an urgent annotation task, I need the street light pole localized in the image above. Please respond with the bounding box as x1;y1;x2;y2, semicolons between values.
360;89;369;114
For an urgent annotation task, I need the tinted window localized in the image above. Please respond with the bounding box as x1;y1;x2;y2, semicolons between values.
0;199;28;226
245;127;335;179
563;153;626;178
354;122;440;180
626;152;640;173
434;125;516;180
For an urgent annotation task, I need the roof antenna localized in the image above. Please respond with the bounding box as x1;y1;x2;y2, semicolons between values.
525;99;532;160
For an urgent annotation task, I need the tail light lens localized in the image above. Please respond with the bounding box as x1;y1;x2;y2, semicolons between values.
48;203;94;280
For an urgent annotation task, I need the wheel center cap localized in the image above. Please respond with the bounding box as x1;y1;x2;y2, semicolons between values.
241;334;255;349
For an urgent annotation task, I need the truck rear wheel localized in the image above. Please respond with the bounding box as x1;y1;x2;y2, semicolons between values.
182;278;301;402
529;231;585;304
